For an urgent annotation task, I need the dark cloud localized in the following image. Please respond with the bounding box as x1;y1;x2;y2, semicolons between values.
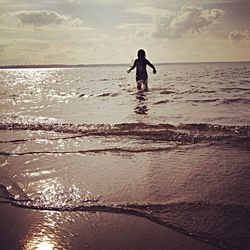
153;6;224;39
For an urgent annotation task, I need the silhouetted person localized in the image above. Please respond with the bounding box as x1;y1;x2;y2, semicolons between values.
127;49;157;91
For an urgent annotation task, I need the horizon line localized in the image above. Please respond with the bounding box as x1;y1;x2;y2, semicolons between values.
0;60;250;69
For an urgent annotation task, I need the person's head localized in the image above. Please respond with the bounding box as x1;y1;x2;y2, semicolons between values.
137;49;146;59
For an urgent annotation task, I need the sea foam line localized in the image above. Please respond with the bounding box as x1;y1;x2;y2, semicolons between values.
0;192;230;250
0;146;178;156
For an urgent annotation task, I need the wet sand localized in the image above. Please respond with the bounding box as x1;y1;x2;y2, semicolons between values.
0;203;220;250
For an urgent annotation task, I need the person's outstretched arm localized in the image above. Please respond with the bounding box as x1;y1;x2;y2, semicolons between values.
127;60;136;73
147;60;157;74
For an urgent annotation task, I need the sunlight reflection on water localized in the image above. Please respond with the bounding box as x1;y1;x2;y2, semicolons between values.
23;211;59;250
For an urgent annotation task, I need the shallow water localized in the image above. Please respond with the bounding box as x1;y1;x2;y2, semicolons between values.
0;62;250;249
1;62;250;125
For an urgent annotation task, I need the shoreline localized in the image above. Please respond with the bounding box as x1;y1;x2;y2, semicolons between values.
0;202;220;250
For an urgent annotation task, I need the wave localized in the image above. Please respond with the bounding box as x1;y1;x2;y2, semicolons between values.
78;92;119;98
0;116;249;144
222;98;250;105
153;100;171;105
180;90;217;94
240;79;250;84
160;90;175;94
0;183;247;250
185;97;250;105
186;99;220;103
0;146;179;156
220;87;250;92
94;92;119;97
0;185;225;248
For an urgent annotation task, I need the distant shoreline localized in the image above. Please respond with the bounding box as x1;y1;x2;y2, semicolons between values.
0;61;249;69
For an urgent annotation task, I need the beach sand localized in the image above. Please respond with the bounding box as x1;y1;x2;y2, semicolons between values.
0;203;219;250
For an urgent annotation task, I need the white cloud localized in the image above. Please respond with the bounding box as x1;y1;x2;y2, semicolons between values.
229;30;249;44
126;6;171;17
117;23;153;42
153;6;224;39
0;1;249;64
66;0;82;3
8;10;82;27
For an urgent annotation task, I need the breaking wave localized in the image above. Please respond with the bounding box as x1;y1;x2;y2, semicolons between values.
0;116;249;144
0;183;248;250
222;98;250;105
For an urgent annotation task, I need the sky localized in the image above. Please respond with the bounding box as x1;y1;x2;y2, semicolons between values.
0;0;250;65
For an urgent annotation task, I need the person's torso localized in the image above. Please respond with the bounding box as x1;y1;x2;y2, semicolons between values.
136;59;148;79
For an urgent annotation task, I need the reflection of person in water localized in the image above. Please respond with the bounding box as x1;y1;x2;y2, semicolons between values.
134;92;149;115
127;49;157;91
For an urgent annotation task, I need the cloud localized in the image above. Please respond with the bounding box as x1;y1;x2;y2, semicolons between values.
9;10;82;27
153;6;224;39
126;6;171;17
229;30;249;44
66;0;82;3
0;38;95;65
117;23;153;41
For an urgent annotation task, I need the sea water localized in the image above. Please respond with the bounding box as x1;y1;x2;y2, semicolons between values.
0;62;250;249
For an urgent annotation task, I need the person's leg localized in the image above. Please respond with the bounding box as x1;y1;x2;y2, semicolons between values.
137;80;142;90
143;79;148;91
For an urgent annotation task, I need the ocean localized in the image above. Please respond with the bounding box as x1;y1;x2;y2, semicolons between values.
0;62;250;249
